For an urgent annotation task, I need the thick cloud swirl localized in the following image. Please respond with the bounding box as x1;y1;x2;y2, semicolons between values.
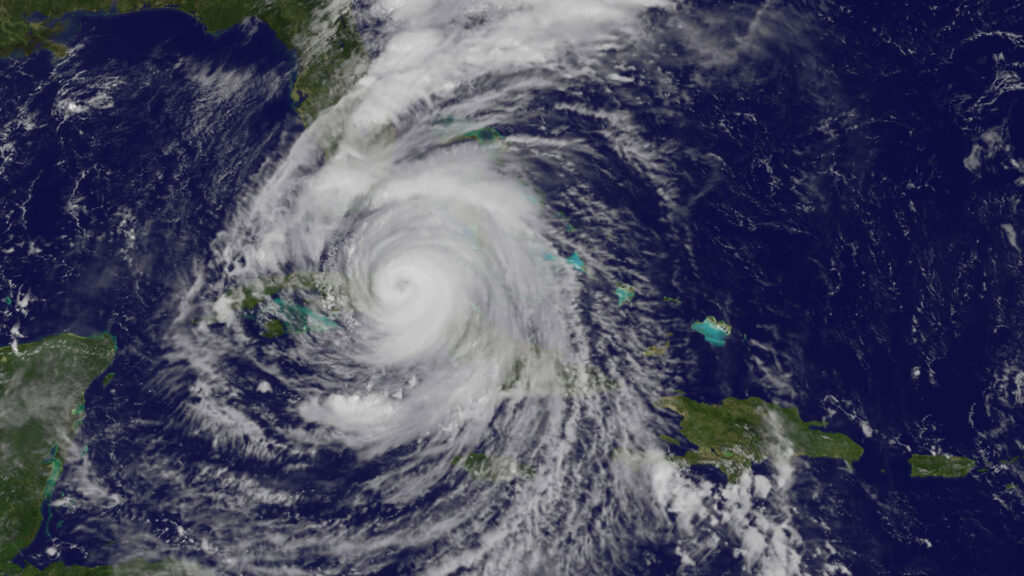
137;1;845;574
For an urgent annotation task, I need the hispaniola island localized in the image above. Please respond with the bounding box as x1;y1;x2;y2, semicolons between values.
1;1;1022;575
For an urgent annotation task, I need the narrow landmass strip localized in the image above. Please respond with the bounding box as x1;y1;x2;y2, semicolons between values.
659;395;864;482
909;454;976;478
446;126;505;145
0;0;362;123
452;453;535;481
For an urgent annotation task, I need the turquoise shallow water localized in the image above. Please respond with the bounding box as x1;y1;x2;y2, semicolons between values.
691;317;730;348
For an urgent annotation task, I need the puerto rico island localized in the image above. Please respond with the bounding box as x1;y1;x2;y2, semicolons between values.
452;453;535;482
909;454;976;478
660;395;864;482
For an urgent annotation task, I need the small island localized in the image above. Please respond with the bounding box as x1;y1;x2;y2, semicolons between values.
452;453;535;481
909;454;976;478
660;395;863;482
690;316;731;348
614;285;636;307
643;335;671;357
566;252;586;273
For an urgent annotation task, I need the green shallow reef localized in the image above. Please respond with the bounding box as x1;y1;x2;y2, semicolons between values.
614;285;635;307
225;272;341;338
690;316;731;348
0;0;362;123
660;395;864;482
909;454;976;478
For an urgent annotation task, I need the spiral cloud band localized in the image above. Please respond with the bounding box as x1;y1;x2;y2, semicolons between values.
143;0;838;574
294;153;578;452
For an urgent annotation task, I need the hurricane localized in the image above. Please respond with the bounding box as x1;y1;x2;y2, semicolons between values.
144;0;720;572
8;0;1022;574
116;1;836;574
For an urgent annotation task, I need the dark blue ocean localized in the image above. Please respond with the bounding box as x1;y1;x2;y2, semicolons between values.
1;2;1022;575
0;8;303;570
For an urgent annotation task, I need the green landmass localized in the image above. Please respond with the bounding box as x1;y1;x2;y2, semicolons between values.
260;318;287;338
226;272;341;338
0;0;362;123
452;453;535;481
0;334;195;574
229;271;322;310
446;126;505;145
643;335;671;357
909;454;976;478
0;333;114;571
659;395;864;482
658;434;680;446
